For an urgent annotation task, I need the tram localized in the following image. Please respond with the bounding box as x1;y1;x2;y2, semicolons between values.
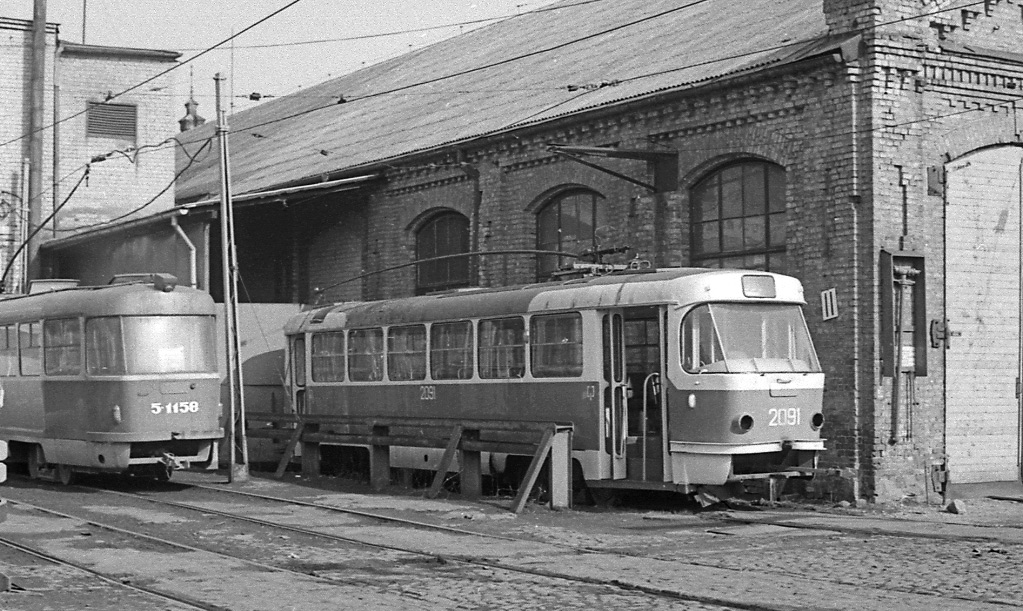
0;274;223;483
284;268;825;496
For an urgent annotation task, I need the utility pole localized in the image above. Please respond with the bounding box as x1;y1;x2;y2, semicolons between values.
26;0;47;290
215;73;249;482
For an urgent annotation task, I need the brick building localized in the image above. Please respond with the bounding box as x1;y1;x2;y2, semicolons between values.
0;16;179;292
43;0;1023;500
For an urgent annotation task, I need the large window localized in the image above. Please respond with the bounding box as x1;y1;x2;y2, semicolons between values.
86;316;216;375
44;318;82;376
311;332;345;382
680;304;820;374
416;212;471;294
537;190;606;280
530;313;583;377
388;325;427;381
348;328;384;381
691;161;786;272
479;317;525;379
431;321;474;380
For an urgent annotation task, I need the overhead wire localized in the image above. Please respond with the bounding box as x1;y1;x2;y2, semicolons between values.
0;0;307;152
16;0;1017;246
0;166;90;290
51;137;215;234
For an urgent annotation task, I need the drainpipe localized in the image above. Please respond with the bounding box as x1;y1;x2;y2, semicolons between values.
171;215;197;288
459;151;482;285
845;38;863;502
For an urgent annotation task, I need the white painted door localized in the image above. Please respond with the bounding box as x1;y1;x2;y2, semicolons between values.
944;145;1023;483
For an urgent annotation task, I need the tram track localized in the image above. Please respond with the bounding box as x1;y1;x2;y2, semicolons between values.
2;480;765;611
5;475;1020;610
0;530;225;611
59;483;778;611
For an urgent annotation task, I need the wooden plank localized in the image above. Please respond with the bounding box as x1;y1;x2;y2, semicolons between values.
274;425;304;478
511;427;555;514
426;426;463;499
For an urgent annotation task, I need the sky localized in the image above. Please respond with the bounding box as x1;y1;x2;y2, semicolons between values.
8;0;560;117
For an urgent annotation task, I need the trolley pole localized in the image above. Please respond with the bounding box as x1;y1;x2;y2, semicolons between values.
215;73;249;483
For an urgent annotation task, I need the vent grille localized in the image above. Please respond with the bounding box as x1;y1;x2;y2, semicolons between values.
86;102;137;140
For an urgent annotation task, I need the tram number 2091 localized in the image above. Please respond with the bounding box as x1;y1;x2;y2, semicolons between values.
768;408;801;426
419;385;436;401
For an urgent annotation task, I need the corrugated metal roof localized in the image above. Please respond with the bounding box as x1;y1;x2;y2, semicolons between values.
175;0;831;201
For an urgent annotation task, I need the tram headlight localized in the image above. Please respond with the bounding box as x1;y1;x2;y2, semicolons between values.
811;412;825;431
112;404;122;424
734;414;754;434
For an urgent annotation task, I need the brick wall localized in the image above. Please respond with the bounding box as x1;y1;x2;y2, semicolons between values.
55;46;179;234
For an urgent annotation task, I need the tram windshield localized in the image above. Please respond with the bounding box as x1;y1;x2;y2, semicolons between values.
681;303;820;373
86;315;217;375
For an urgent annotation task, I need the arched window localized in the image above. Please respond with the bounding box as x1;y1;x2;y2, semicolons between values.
536;189;606;280
690;161;786;272
416;212;470;294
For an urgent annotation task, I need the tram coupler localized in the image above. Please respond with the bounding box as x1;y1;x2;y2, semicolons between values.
160;452;186;471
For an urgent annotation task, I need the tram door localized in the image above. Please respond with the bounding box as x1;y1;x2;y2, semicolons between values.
602;307;666;481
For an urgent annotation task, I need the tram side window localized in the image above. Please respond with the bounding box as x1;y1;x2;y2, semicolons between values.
0;325;16;376
479;317;525;379
18;322;42;376
311;332;344;382
680;305;725;373
86;317;126;375
530;313;583;377
44;318;82;376
388;325;426;381
0;325;17;376
348;328;384;381
431;321;473;380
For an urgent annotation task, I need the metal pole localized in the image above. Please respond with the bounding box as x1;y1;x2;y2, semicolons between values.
215;73;248;482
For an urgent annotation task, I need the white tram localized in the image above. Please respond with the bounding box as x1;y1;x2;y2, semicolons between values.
284;268;825;495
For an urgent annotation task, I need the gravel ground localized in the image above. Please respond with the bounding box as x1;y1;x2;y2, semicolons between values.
1;469;1021;611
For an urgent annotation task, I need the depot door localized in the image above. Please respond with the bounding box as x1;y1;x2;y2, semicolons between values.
944;145;1023;483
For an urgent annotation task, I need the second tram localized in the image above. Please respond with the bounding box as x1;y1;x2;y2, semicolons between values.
284;268;825;496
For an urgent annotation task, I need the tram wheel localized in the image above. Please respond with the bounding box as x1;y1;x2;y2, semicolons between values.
56;464;75;486
27;445;45;479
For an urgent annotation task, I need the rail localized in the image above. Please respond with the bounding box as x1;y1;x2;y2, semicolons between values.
245;412;573;513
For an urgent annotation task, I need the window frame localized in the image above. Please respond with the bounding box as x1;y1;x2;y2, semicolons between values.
18;322;42;376
310;331;345;382
536;189;606;280
430;320;474;380
478;317;526;379
348;327;385;382
387;325;427;381
690;161;786;272
529;313;584;378
44;318;83;376
415;211;472;295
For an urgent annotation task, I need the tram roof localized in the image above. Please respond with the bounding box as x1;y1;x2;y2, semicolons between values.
286;268;806;332
0;282;216;323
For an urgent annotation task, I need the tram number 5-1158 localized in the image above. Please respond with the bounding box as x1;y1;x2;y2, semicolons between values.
768;407;801;426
